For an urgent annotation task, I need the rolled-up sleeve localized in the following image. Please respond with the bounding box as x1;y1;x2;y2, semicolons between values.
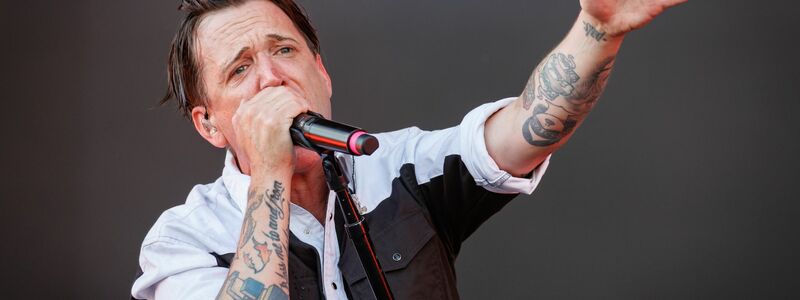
458;97;551;195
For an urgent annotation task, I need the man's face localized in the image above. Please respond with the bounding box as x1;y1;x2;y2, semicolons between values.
192;0;332;171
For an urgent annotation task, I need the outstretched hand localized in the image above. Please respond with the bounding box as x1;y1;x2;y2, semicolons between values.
580;0;687;36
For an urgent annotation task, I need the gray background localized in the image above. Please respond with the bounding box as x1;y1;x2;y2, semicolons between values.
2;0;798;299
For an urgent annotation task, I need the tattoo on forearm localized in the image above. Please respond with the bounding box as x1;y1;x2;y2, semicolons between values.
262;181;289;289
239;193;261;249
220;180;290;299
566;56;615;107
222;271;289;300
583;21;607;42
521;63;539;110
521;53;615;146
262;181;285;244
244;237;272;273
538;53;580;101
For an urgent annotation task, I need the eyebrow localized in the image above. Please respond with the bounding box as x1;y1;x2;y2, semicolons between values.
219;46;250;81
268;33;298;43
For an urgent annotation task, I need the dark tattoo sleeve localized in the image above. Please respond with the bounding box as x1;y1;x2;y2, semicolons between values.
521;53;615;146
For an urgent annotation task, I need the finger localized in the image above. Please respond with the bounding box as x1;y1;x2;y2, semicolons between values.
267;96;309;123
662;0;688;9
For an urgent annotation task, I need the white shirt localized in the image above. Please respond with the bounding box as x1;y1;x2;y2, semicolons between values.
131;97;551;299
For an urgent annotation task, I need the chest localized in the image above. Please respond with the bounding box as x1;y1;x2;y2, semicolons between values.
285;177;460;299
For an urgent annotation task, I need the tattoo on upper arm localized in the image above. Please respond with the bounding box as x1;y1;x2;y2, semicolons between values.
583;21;607;42
521;53;615;146
222;271;289;300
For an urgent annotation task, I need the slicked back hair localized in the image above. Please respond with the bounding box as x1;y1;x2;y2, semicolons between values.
162;0;320;119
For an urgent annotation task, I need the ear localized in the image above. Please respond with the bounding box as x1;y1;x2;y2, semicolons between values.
315;54;332;96
191;106;228;149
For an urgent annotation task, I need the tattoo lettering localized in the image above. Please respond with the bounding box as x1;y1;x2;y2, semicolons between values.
521;53;615;146
583;21;607;42
262;181;285;243
272;228;290;289
276;261;289;289
223;271;289;300
260;181;289;289
222;180;290;297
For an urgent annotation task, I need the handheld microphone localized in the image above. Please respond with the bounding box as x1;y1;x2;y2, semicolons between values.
290;112;379;156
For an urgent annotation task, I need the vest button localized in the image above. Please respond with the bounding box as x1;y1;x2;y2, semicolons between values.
392;252;402;262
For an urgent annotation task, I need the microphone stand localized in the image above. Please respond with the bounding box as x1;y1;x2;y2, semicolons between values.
318;150;394;300
290;118;393;299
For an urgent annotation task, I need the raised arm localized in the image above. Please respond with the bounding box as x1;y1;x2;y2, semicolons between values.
484;0;686;176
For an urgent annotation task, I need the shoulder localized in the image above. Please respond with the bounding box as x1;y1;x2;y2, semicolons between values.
142;178;239;251
132;178;240;299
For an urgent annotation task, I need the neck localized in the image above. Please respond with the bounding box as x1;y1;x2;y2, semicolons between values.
289;163;329;224
234;152;329;224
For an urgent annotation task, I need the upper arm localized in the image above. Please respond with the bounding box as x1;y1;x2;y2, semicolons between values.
154;267;228;300
484;97;553;176
352;98;551;248
132;238;229;299
357;98;548;206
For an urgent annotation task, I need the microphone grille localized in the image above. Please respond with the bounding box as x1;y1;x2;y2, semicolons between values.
356;134;379;155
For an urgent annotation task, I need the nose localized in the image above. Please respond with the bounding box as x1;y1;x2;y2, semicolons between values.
255;53;285;90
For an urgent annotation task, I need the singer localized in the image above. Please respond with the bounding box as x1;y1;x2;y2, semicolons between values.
131;0;685;299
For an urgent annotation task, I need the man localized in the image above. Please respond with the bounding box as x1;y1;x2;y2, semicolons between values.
132;0;686;299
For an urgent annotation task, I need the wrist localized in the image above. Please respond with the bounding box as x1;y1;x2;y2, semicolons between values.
250;165;293;184
236;146;295;178
578;10;627;41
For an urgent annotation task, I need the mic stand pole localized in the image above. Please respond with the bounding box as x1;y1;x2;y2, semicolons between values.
319;150;394;300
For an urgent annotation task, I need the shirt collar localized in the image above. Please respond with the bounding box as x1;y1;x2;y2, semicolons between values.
219;150;340;249
221;150;250;213
221;150;357;211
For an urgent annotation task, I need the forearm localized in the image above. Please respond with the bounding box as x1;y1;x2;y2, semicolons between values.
485;10;624;176
216;171;292;300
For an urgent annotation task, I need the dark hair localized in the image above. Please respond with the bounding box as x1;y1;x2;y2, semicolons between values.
161;0;320;119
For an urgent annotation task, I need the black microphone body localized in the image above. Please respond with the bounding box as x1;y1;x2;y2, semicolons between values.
290;112;379;156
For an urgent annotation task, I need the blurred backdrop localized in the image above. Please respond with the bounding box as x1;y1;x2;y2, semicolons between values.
2;0;799;299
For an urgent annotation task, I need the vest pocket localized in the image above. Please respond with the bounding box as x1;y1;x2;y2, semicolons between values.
339;210;446;299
